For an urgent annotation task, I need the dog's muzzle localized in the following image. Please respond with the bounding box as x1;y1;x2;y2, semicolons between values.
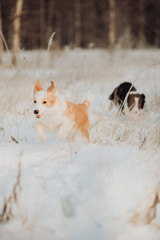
34;110;41;118
34;110;39;115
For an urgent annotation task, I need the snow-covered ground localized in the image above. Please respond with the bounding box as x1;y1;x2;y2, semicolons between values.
0;49;160;240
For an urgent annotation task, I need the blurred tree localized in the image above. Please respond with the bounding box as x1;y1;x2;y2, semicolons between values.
138;0;146;47
155;0;160;47
67;0;74;47
12;0;23;66
40;0;46;48
0;2;3;64
116;1;132;48
47;0;55;41
81;0;88;47
0;0;160;51
145;0;157;46
87;1;95;47
54;0;62;48
108;0;115;51
74;0;81;47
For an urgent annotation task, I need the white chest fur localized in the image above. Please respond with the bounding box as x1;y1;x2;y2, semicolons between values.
35;99;74;142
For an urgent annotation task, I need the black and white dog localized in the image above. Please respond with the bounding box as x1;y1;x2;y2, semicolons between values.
109;82;145;116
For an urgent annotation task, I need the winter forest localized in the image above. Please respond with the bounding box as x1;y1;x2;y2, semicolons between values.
0;0;160;240
1;0;160;53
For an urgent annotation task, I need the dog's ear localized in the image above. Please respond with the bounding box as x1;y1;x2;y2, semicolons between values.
47;81;56;92
34;80;43;93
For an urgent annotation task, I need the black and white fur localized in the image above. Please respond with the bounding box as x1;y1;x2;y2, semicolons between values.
108;82;145;116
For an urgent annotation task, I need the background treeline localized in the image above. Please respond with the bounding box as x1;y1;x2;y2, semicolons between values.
1;0;160;51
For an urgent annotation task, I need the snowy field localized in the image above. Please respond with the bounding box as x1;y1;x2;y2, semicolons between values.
0;48;160;240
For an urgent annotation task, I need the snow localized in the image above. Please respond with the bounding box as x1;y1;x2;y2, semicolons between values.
0;49;160;240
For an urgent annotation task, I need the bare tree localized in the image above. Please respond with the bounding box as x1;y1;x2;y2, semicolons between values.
1;0;159;50
54;1;62;48
67;2;74;47
47;0;55;41
0;3;3;64
12;0;23;67
155;0;160;47
74;0;81;47
40;0;46;48
138;0;146;47
108;0;116;51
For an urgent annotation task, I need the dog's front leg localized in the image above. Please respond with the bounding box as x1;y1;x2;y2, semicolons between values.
108;101;114;111
35;122;47;143
56;125;69;139
56;121;73;139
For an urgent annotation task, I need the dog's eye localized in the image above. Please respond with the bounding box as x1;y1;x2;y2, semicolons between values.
34;100;36;104
43;101;47;104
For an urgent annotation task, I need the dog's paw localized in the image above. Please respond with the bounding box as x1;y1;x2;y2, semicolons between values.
39;135;47;144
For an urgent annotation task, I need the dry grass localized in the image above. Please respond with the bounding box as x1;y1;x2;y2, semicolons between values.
90;113;160;151
0;158;22;223
0;49;160;148
0;49;160;239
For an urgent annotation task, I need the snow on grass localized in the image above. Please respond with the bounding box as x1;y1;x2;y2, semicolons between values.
0;144;160;240
0;48;160;239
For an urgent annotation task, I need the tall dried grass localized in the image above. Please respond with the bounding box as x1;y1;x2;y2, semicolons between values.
0;158;22;223
0;49;159;148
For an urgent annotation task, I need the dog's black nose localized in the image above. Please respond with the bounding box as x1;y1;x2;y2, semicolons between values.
34;110;39;115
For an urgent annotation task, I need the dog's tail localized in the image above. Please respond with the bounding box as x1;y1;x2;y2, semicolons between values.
82;91;93;108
